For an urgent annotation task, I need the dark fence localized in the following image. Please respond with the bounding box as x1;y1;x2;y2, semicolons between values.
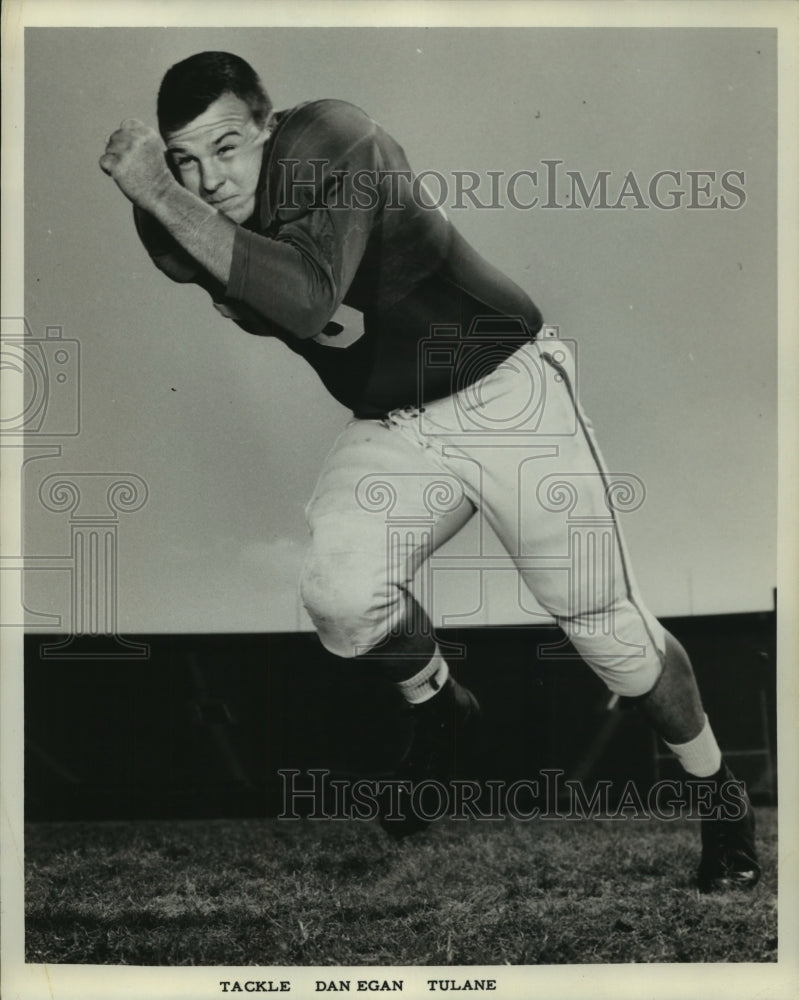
24;612;776;821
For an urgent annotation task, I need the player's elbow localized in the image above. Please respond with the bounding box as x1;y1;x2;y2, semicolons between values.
286;284;339;340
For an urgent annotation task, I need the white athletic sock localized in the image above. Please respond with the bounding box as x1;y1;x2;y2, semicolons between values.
664;714;722;778
395;647;450;705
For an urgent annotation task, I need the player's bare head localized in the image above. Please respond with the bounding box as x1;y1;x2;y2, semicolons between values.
157;52;272;137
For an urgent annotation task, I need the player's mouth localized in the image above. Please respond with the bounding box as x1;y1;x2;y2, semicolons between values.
208;195;238;208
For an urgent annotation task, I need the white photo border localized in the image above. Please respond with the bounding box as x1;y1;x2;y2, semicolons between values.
2;2;797;999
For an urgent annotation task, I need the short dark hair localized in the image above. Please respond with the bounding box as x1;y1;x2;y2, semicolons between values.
157;51;272;136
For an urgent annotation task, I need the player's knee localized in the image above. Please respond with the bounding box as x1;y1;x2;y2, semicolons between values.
588;651;663;698
556;602;666;698
299;550;402;658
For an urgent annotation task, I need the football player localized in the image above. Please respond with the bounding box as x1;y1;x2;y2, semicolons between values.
100;51;759;891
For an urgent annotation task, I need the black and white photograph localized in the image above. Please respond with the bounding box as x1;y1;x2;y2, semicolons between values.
1;2;797;999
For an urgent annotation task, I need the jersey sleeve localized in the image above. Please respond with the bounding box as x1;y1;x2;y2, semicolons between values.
224;102;383;340
133;205;202;284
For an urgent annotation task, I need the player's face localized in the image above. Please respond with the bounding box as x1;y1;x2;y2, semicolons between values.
164;92;271;224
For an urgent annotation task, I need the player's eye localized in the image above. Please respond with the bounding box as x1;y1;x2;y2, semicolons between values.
217;145;237;158
172;155;196;169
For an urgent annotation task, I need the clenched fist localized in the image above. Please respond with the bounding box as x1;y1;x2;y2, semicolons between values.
99;119;176;211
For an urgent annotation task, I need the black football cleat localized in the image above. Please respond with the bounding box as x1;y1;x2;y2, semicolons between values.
696;761;761;893
379;676;482;839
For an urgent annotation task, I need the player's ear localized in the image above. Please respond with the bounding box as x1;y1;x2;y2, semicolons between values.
252;123;272;148
255;112;275;144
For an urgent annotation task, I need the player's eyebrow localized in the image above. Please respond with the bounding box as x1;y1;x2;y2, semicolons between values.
167;129;241;154
212;130;242;145
167;120;243;153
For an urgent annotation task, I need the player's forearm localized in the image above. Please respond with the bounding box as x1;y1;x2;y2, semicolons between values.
100;119;235;285
144;184;336;337
146;182;236;286
101;119;342;337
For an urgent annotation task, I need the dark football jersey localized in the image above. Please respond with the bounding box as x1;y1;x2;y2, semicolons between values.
135;99;543;417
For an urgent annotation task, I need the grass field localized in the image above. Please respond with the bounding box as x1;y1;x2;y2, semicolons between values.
25;808;777;966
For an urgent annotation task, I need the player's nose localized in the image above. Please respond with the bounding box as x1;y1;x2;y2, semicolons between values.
199;159;225;195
